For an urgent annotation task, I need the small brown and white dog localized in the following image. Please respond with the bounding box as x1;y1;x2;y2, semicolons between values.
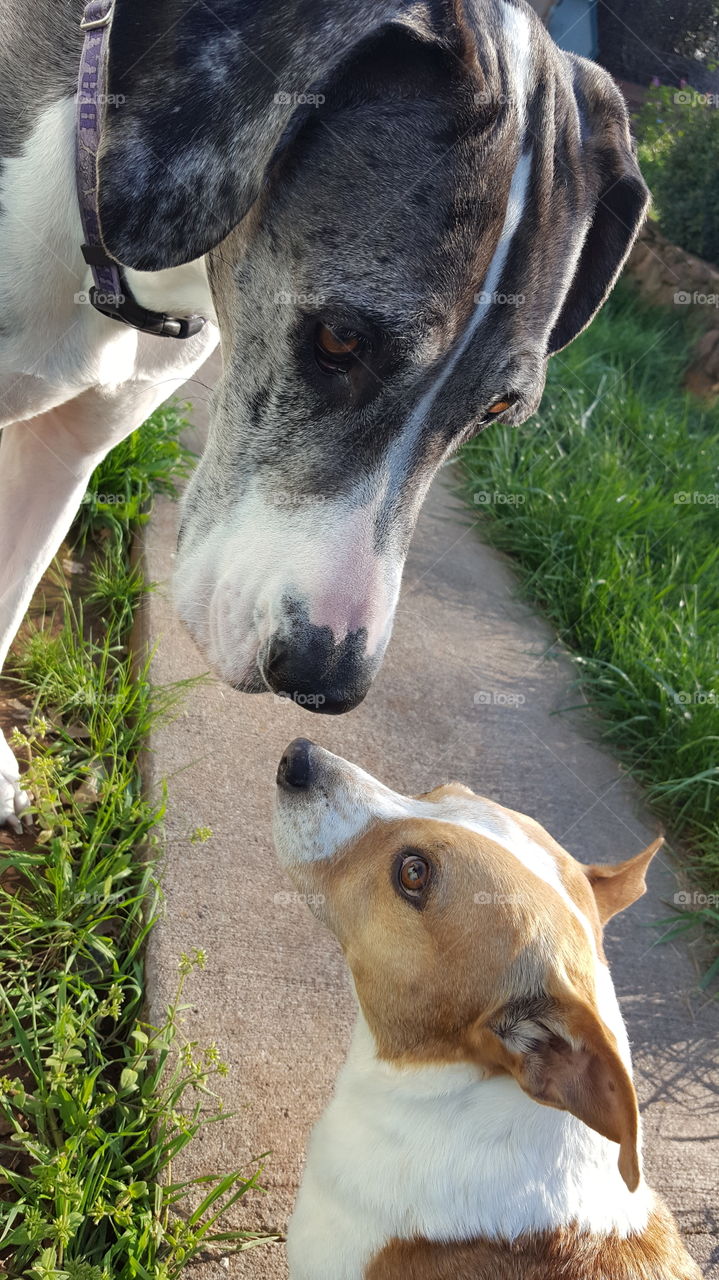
273;739;702;1280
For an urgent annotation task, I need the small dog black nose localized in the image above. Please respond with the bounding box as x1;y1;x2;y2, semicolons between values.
277;738;315;790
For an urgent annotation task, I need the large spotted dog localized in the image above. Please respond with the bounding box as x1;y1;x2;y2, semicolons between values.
0;0;648;828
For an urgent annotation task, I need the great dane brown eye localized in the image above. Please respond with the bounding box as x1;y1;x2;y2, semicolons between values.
488;398;511;414
395;852;432;902
315;323;362;372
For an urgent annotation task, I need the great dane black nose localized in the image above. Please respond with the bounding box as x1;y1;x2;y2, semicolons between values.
263;619;375;714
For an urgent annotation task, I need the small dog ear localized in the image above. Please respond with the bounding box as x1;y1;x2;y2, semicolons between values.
490;991;641;1191
583;837;663;925
547;57;649;355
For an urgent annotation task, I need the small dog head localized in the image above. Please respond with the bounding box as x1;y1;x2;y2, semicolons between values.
99;1;648;710
273;739;661;1190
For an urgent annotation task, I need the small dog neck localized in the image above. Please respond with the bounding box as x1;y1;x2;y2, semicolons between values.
323;1012;653;1242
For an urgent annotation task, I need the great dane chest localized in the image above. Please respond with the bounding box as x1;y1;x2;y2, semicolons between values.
0;319;218;433
0;92;216;427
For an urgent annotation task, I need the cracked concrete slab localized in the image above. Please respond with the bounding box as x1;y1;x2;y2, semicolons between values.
142;359;718;1278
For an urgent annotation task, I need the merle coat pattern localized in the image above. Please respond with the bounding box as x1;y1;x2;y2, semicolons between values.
0;0;648;827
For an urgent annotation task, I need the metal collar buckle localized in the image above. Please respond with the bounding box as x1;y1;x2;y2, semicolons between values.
89;284;206;339
80;1;115;30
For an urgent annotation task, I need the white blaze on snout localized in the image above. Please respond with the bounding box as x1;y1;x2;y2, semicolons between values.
274;751;597;957
273;751;410;869
274;747;569;912
175;479;402;686
502;0;533;125
383;145;533;492
303;501;400;651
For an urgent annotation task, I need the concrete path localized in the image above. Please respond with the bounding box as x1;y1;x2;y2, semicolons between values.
142;359;718;1278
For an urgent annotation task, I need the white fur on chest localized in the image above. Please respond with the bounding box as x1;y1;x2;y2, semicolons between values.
0;96;216;422
286;1015;653;1280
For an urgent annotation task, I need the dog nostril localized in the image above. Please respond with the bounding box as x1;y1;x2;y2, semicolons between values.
262;615;375;714
277;737;315;790
264;635;286;678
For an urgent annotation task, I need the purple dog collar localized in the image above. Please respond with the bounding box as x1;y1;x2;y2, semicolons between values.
76;0;206;339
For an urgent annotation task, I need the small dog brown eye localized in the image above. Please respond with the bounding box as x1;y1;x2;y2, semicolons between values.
397;853;431;898
488;398;511;414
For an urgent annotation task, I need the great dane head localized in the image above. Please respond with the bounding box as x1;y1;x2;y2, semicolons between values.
98;0;648;713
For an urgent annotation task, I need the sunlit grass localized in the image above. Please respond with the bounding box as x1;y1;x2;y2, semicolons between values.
461;284;719;958
0;404;271;1277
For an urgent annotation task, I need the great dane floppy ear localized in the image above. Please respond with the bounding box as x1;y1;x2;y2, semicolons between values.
547;56;650;355
97;0;426;271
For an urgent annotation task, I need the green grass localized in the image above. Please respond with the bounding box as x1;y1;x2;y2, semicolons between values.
460;283;719;957
0;408;271;1277
72;401;195;550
